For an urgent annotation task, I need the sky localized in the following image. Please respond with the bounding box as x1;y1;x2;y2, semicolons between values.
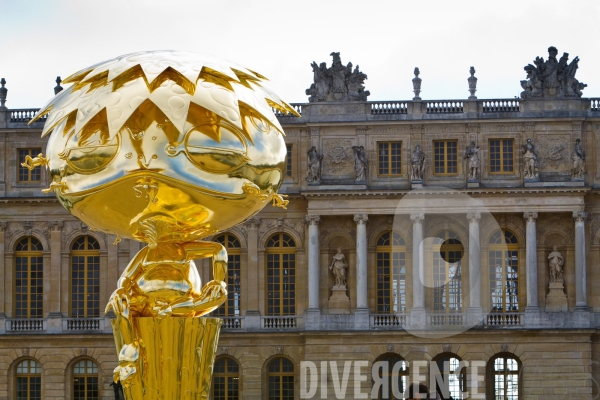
1;0;600;108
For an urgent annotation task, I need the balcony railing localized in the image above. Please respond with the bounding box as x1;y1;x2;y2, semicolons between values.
370;101;408;115
591;98;600;111
7;318;46;332
64;318;103;331
426;101;464;114
481;99;520;112
10;109;45;123
272;104;303;117
427;313;464;326
220;317;244;330
261;316;301;330
370;314;409;329
485;313;522;326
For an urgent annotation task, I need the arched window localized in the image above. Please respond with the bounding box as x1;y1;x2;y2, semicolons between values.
72;359;99;400
489;230;519;312
266;233;296;316
432;231;463;313
214;233;242;317
372;353;409;400
212;357;240;400
431;353;466;400
376;232;407;314
71;236;100;318
14;237;44;318
487;354;521;400
16;359;42;400
267;357;294;400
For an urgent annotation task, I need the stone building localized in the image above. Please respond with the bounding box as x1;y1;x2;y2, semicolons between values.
1;48;600;399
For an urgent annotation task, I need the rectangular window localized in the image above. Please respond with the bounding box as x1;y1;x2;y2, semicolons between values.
18;149;42;182
378;142;402;176
433;141;458;175
285;144;293;178
489;139;514;174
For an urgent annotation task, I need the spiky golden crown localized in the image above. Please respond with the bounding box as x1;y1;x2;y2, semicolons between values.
30;50;299;140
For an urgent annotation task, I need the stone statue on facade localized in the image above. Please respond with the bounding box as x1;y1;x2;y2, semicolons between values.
571;138;586;180
522;139;539;180
329;247;348;288
352;145;368;182
520;46;587;98
411;144;425;181
306;146;323;184
412;68;422;100
548;246;564;284
305;52;370;102
463;141;480;180
468;66;477;99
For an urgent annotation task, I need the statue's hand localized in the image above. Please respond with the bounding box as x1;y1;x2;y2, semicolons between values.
106;290;130;317
152;299;173;317
195;280;227;310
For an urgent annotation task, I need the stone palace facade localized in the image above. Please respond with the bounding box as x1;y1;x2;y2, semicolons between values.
1;48;600;399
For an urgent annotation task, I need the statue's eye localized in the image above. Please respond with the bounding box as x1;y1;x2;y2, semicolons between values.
59;109;119;174
184;121;248;174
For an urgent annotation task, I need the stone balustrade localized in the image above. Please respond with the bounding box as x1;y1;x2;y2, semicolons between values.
425;100;464;114
485;313;523;327
370;101;408;115
6;318;46;332
370;314;409;328
64;318;103;331
481;99;520;112
10;108;44;123
427;313;464;326
220;316;244;330
261;316;302;330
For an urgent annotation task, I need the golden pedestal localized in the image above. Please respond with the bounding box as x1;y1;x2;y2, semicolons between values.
112;317;222;400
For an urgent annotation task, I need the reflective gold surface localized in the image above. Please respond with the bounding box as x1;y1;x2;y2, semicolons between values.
26;51;296;398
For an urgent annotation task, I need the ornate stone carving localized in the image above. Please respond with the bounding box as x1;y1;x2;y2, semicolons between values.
305;52;370;102
571;138;586;180
573;211;587;223
463;141;480;181
522;139;539;180
537;136;569;171
351;146;367;182
520;46;587;98
323;139;353;175
0;78;6;109
329;247;348;288
0;222;7;232
353;214;368;225
523;212;538;222
537;215;574;243
49;221;64;231
468;66;477;99
276;346;284;354
467;212;481;222
221;347;229;355
442;344;452;353
410;145;425;181
410;213;425;224
386;344;394;353
259;218;305;244
500;343;509;352
80;348;88;356
305;215;320;226
412;68;422;100
306;146;323;184
23;221;33;236
548;246;564;284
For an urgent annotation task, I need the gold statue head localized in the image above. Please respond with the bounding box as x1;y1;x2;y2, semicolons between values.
29;51;298;245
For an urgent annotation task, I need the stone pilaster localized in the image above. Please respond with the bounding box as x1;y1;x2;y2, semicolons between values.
524;212;539;311
305;215;321;311
244;218;261;330
410;213;426;327
573;211;588;309
0;222;5;320
354;214;369;329
467;212;483;324
47;221;63;333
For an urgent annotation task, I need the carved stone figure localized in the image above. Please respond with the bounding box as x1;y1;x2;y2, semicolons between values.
463;141;480;180
306;146;323;184
305;52;370;102
467;66;477;99
522;138;539;180
520;46;587;98
571;138;586;180
412;68;422;100
411;144;425;181
329;247;348;288
352;145;368;182
548;246;564;284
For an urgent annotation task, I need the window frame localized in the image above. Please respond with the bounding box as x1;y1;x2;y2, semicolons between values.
266;357;295;400
372;353;409;400
486;353;522;400
214;233;242;317
17;148;43;183
15;359;42;400
285;143;293;179
431;352;467;400
488;229;521;313
377;141;403;177
431;231;463;314
375;231;407;314
72;359;99;400
70;236;101;318
14;237;44;319
433;140;459;176
265;233;296;316
488;139;515;175
212;356;240;400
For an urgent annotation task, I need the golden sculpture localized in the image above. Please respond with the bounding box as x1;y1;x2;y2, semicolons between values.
25;50;298;399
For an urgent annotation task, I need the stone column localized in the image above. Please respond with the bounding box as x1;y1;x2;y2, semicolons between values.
573;211;588;309
354;214;369;329
467;212;482;323
410;213;426;327
244;218;260;330
0;222;5;321
524;212;539;311
47;221;63;333
306;215;321;311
